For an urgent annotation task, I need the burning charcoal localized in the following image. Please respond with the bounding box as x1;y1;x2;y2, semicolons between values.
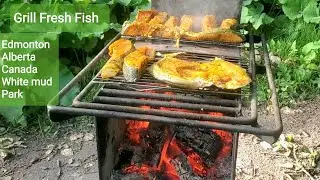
175;126;222;167
143;124;167;166
170;154;202;180
131;146;144;165
205;155;232;180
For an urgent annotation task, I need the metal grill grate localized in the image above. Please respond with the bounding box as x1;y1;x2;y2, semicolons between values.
48;33;282;142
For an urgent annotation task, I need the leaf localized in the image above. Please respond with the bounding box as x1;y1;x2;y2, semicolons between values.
253;13;274;29
303;51;316;63
59;64;80;106
303;1;320;23
240;6;251;24
281;0;307;20
0;107;26;126
302;41;320;54
243;0;253;6
307;63;318;70
116;0;132;6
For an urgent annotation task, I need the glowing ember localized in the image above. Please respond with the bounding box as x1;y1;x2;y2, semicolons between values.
126;105;151;145
123;164;152;176
121;91;233;179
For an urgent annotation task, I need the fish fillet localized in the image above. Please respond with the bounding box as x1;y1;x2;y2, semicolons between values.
181;28;244;43
202;15;216;32
121;22;156;37
149;12;168;25
149;54;251;89
165;16;179;28
136;9;159;22
123;47;155;82
204;58;251;89
180;15;193;31
220;18;238;29
101;39;134;79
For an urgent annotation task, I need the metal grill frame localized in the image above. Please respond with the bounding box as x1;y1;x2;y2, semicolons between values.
70;39;254;124
47;32;283;142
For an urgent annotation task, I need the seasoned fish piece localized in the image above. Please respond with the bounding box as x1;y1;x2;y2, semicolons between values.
152;24;177;39
220;18;238;29
149;55;212;89
202;15;216;32
123;47;156;82
149;54;251;89
136;9;159;22
181;28;244;43
101;39;134;79
180;15;193;31
205;58;251;89
122;22;156;37
216;29;244;43
165;16;179;28
108;39;134;57
149;12;168;25
101;57;124;79
181;31;220;41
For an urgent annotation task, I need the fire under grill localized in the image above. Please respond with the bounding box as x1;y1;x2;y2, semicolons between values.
48;1;283;179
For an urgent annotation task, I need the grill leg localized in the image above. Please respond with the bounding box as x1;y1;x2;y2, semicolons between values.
95;118;127;180
231;133;239;180
95;118;107;180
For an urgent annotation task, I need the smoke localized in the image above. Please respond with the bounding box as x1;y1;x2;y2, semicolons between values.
152;0;241;25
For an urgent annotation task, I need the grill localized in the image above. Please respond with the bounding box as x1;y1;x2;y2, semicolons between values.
48;33;282;140
48;1;283;179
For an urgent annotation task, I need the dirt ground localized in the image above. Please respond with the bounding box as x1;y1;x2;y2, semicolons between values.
1;98;320;180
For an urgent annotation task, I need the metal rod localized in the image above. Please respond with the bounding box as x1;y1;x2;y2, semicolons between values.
248;30;258;123
72;101;255;124
47;106;283;136
93;96;239;114
261;34;283;138
48;33;121;105
98;88;238;107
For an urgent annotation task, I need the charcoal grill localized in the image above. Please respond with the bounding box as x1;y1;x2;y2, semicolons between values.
48;0;283;179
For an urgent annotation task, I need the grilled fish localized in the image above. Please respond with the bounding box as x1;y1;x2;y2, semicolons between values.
202;15;216;32
180;15;193;31
220;18;238;29
122;21;156;37
136;9;159;22
149;12;168;25
123;47;156;82
204;58;252;89
149;54;251;89
165;16;179;28
181;28;244;43
150;55;212;89
101;39;134;79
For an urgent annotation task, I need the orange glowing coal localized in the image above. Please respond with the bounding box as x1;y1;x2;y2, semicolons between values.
123;91;233;178
126;106;151;145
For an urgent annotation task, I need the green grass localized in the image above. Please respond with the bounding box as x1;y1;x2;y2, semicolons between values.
259;19;320;107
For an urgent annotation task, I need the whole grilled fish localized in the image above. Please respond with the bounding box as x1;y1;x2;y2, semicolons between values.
123;47;156;82
149;54;251;89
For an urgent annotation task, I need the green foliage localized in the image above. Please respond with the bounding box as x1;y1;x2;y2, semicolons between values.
0;0;151;127
241;0;320;29
260;20;320;106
